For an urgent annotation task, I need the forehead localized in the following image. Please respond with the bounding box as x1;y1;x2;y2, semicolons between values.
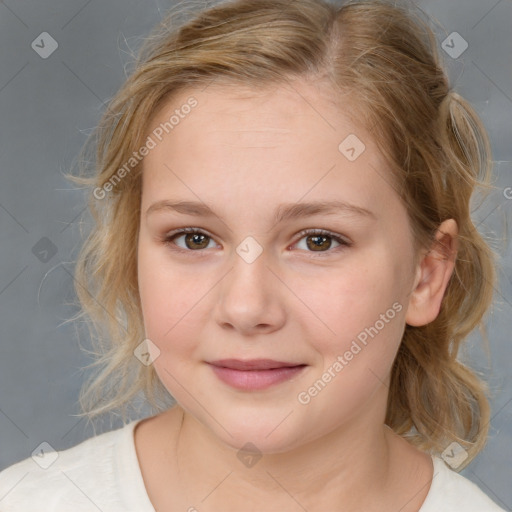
154;78;357;136
140;79;400;222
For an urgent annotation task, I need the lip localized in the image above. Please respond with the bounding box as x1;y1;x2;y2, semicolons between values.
207;359;307;390
209;358;303;370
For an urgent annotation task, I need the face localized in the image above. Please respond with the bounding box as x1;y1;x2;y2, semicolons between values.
137;79;418;453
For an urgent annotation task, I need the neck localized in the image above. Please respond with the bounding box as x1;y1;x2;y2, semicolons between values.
170;394;400;511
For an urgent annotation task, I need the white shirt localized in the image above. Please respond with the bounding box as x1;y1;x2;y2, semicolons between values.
0;419;507;511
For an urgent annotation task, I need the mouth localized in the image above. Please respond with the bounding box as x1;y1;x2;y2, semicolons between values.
209;358;304;370
207;359;307;390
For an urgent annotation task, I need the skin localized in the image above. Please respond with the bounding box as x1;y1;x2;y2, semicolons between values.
135;77;458;511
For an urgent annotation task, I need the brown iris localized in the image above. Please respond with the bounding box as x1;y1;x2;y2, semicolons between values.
184;232;210;250
306;234;332;251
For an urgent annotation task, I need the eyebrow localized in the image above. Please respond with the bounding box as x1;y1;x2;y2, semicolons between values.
145;199;377;224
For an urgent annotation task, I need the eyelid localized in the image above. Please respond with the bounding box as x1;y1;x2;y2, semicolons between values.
162;227;352;255
291;228;352;247
288;228;352;258
162;227;220;252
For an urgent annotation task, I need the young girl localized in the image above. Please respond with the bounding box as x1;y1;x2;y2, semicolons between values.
0;0;507;510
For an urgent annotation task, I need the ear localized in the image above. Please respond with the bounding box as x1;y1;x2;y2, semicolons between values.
405;219;458;327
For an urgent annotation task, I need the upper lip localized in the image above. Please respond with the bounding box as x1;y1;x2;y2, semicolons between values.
208;359;305;370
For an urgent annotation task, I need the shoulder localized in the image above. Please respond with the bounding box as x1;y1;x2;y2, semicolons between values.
420;456;507;512
0;420;142;512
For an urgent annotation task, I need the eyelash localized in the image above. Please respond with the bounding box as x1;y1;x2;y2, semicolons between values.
162;227;352;257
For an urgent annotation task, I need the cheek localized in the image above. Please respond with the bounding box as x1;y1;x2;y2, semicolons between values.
138;252;206;401
291;258;407;409
137;243;203;355
294;265;405;419
292;257;403;346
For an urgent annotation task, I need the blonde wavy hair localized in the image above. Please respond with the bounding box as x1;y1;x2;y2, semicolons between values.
67;0;498;469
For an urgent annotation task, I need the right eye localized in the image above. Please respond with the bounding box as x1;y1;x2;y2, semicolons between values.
163;228;218;252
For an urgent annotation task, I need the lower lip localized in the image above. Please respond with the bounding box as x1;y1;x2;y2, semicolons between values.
209;364;306;391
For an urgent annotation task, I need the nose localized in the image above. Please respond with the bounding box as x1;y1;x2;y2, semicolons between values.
213;245;286;336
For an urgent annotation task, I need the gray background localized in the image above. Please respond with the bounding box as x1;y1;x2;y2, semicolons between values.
0;0;511;509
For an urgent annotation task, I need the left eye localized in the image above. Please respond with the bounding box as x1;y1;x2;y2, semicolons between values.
163;228;350;254
293;229;349;253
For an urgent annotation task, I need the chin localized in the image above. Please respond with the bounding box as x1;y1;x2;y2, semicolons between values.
201;409;309;455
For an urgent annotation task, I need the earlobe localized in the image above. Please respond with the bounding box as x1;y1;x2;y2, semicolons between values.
405;219;458;327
